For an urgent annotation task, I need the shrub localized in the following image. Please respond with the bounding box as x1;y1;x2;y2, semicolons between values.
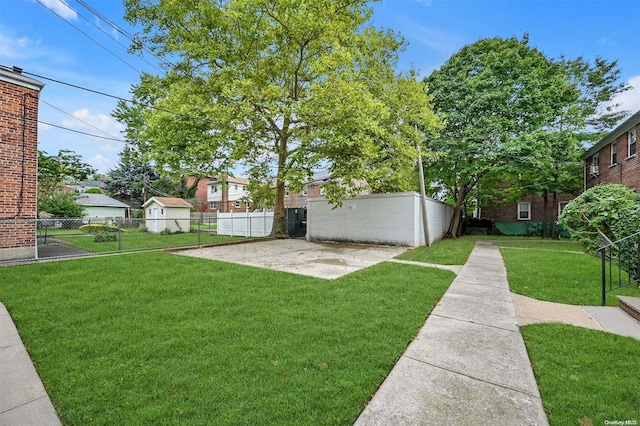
94;232;117;242
80;224;119;234
558;184;640;250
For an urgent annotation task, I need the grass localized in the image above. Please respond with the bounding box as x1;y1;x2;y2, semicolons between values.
499;246;639;306
522;324;640;425
396;235;545;265
0;253;454;425
54;232;243;253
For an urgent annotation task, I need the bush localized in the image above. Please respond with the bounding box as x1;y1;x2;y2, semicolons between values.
94;232;117;242
80;224;119;234
558;184;640;250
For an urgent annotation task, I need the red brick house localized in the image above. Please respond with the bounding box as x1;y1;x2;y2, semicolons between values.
583;109;640;192
0;66;44;260
480;192;575;235
206;175;253;213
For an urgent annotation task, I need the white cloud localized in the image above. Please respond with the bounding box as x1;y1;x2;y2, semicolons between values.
62;108;125;139
88;154;112;174
610;75;640;115
401;20;464;54
0;31;37;59
39;0;77;20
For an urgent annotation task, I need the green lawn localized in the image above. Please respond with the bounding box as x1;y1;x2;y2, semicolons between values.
0;253;454;425
522;324;640;425
499;246;639;306
55;231;243;253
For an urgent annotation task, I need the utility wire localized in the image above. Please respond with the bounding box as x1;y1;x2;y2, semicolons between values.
40;99;121;140
34;0;143;74
0;108;125;142
67;1;163;73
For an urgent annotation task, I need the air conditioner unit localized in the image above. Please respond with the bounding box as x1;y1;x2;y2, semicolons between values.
590;165;600;176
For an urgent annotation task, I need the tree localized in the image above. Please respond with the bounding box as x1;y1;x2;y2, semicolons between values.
121;0;440;236
38;150;96;193
38;193;86;218
424;36;628;237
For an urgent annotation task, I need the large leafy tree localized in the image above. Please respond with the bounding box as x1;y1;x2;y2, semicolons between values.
121;0;439;236
424;36;627;237
38;149;96;194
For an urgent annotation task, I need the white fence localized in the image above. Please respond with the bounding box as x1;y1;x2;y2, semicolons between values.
307;192;453;247
217;211;274;237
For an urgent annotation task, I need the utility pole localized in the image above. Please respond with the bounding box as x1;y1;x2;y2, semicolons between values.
417;141;431;247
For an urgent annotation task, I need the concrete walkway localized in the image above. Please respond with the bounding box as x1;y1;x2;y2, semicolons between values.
355;241;548;425
0;303;60;426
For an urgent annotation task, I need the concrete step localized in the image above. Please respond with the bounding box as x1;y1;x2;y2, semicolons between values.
618;296;640;322
583;304;640;340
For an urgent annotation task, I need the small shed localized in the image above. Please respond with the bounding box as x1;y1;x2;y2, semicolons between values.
142;197;193;233
76;194;129;219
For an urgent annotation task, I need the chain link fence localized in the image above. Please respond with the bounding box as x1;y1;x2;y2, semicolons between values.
0;214;258;264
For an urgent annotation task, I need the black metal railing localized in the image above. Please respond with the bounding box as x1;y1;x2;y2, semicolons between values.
598;230;640;305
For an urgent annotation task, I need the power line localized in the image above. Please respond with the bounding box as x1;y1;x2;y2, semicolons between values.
34;0;143;74
40;99;121;140
0;108;125;142
68;1;163;73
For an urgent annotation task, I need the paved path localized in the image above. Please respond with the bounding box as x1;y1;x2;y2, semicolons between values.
355;241;549;425
0;303;60;426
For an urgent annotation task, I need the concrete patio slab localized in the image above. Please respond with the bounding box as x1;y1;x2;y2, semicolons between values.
583;306;640;339
175;239;407;279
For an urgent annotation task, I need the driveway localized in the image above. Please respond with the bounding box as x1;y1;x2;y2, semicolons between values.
175;239;407;279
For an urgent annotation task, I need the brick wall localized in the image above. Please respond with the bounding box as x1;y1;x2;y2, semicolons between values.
482;192;575;223
585;122;640;192
0;67;44;260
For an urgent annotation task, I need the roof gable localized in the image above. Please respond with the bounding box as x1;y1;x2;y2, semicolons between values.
76;194;129;208
142;196;193;208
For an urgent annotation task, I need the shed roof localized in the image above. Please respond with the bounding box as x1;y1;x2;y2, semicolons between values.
76;194;129;208
142;196;193;208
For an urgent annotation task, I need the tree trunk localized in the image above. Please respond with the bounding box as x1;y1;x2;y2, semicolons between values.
551;191;558;239
447;187;466;238
271;135;289;238
541;190;548;239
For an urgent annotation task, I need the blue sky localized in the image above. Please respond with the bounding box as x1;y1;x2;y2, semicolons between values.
1;0;639;174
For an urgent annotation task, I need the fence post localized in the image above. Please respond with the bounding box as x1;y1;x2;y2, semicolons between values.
118;226;122;252
600;247;606;306
198;218;201;247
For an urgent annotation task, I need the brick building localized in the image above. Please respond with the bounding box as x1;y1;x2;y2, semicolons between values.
0;66;44;260
481;192;575;230
583;109;640;192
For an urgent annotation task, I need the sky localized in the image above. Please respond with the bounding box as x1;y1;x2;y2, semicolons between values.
1;0;639;175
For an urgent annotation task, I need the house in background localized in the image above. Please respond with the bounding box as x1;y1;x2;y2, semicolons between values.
207;175;252;212
480;192;575;236
142;196;192;233
284;172;370;208
583;109;640;192
76;194;129;219
0;66;44;261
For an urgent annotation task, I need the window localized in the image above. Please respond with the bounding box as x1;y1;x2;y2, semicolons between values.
235;200;241;209
234;184;238;190
160;208;164;215
611;141;617;165
558;202;569;219
148;208;151;215
590;153;600;176
629;129;637;157
517;202;531;221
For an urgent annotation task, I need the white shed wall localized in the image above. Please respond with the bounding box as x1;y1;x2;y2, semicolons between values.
307;192;453;247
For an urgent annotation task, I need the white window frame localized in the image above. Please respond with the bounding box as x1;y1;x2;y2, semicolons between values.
234;200;241;209
629;129;637;158
611;141;617;165
558;201;569;219
517;202;531;221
